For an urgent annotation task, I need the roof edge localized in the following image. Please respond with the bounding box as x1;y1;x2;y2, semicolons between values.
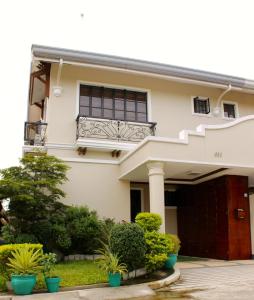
31;44;254;91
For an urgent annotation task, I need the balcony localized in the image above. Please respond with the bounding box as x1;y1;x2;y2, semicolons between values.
24;121;47;146
76;116;156;143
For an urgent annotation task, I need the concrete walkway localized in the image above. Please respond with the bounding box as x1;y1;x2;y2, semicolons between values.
161;259;254;300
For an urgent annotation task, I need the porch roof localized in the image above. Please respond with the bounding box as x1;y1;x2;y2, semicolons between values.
119;115;254;185
32;44;254;92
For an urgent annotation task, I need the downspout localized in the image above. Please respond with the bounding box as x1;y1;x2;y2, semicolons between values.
52;58;63;97
213;84;232;116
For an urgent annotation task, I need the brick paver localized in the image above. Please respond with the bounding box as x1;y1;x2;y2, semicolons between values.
169;263;254;292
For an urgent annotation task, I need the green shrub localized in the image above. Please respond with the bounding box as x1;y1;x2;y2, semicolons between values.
144;231;174;272
0;243;43;279
166;234;181;254
15;234;39;244
65;206;102;254
1;224;16;244
135;212;162;232
52;224;72;251
110;223;146;271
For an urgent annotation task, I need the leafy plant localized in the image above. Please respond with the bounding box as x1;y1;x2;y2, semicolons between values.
0;243;42;279
135;212;162;232
0;154;69;253
110;223;146;271
64;206;102;254
144;231;174;272
96;246;127;275
166;234;181;254
7;246;43;275
41;253;57;278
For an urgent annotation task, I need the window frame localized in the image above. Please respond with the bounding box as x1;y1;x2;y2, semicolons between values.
76;80;152;123
191;96;212;117
221;100;239;120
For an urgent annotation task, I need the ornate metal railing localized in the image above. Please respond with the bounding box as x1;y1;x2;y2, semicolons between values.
76;116;156;142
24;121;48;146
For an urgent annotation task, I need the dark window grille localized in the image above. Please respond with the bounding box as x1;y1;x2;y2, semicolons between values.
193;97;210;114
79;84;148;122
223;103;236;118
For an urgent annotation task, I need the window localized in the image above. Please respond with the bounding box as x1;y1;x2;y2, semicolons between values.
223;102;237;119
79;84;148;122
193;96;210;115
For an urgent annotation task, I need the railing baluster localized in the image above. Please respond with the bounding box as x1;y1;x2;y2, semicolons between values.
24;121;48;146
76;115;156;142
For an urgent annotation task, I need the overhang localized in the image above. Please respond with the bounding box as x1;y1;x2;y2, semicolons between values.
119;115;254;185
32;44;254;92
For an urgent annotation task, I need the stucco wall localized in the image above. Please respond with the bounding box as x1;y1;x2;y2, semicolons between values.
48;157;131;221
46;64;254;144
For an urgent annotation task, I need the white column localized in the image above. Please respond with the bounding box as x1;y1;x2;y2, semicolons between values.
147;162;165;233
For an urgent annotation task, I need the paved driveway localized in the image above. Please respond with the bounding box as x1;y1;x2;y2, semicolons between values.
163;260;254;300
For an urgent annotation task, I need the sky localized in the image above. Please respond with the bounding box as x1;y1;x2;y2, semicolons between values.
1;0;254;169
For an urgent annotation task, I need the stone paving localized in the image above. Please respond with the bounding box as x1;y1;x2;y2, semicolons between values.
163;259;254;300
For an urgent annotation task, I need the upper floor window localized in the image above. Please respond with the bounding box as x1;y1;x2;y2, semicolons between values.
79;84;148;122
193;96;210;115
223;102;238;119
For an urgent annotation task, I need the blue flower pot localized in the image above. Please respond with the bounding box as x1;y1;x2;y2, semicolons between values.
11;274;36;295
108;272;121;287
165;254;178;269
45;277;61;293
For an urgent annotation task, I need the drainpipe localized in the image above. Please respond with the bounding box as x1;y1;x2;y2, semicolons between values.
213;84;232;117
52;58;63;97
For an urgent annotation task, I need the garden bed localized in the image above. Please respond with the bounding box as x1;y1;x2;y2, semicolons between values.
0;259;175;293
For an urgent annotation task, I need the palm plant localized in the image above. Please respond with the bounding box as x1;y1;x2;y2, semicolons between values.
7;247;43;275
96;245;127;275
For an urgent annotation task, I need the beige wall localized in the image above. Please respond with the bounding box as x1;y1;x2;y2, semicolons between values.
165;208;178;235
47;64;254;144
49;157;131;222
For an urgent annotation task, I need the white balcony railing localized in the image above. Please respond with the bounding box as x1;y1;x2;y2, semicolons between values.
76;116;156;143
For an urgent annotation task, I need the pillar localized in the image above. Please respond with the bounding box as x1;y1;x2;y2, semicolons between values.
147;162;165;232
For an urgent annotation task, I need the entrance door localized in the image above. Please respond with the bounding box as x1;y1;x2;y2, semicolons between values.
130;189;142;222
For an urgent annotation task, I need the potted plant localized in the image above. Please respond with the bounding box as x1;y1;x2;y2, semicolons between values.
97;246;127;287
41;252;61;293
7;246;43;295
165;234;181;269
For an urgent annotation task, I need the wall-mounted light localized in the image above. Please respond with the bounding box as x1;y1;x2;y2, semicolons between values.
52;86;63;97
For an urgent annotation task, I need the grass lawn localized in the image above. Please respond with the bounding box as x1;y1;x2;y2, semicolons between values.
0;260;107;291
36;260;108;289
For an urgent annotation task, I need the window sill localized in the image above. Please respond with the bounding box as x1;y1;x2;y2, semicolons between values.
222;116;238;121
192;113;212;118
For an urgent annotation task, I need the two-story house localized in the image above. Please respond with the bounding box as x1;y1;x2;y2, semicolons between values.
25;44;254;260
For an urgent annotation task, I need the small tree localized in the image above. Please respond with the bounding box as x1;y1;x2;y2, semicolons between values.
0;153;69;247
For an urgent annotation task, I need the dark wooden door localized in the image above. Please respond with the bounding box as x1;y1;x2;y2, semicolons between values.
130;190;142;222
177;175;251;260
227;176;251;259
